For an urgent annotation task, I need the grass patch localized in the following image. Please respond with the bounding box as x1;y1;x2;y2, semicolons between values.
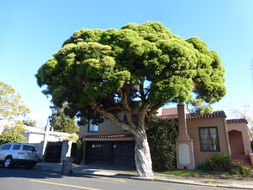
161;170;253;179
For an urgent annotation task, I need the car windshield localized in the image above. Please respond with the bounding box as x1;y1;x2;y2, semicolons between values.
23;145;37;152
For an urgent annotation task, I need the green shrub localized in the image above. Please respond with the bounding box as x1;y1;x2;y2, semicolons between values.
197;162;209;171
74;139;83;164
229;162;251;176
208;154;233;171
197;154;251;176
147;119;178;171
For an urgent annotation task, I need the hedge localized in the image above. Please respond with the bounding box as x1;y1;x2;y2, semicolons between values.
147;119;178;171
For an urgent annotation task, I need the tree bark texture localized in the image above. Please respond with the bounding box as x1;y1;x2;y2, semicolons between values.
89;101;153;177
132;128;153;177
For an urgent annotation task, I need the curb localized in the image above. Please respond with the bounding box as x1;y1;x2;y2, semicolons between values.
150;178;253;190
128;176;253;189
34;165;253;189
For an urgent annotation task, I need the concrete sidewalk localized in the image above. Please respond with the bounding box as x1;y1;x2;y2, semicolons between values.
35;162;253;189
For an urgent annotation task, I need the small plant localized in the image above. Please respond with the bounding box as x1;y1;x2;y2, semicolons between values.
208;154;233;171
229;162;251;176
197;154;251;176
197;162;209;171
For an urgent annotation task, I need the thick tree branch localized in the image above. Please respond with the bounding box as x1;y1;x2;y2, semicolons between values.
89;101;131;131
120;85;136;129
138;103;150;130
105;106;123;112
139;80;147;101
120;85;131;112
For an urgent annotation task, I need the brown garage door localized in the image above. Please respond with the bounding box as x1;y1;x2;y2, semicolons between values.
112;141;135;168
86;142;112;165
86;141;135;168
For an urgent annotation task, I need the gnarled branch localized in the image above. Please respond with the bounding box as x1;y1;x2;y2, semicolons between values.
89;101;131;131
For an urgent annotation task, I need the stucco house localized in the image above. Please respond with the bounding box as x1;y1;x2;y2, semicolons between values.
227;119;253;165
79;105;253;169
79;114;135;168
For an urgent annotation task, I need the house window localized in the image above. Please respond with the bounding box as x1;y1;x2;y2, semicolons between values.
88;120;99;132
199;127;220;152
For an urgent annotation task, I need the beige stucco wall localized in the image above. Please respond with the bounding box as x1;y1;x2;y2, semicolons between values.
227;122;252;155
187;117;231;165
79;113;132;138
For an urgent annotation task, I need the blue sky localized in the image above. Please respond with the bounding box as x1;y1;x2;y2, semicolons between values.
1;0;253;127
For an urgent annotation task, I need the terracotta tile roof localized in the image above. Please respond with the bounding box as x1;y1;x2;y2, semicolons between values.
82;134;133;139
187;111;226;119
226;119;248;124
158;111;226;120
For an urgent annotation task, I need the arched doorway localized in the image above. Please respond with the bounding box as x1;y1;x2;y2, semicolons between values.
228;130;244;155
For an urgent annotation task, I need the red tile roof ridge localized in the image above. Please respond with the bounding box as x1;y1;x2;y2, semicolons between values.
158;110;226;120
187;110;226;119
226;119;248;124
82;134;133;139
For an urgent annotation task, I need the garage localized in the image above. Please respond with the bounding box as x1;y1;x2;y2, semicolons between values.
86;141;135;168
44;141;62;162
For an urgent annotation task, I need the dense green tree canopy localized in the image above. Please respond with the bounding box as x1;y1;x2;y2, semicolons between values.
36;22;226;177
0;81;29;120
37;22;225;122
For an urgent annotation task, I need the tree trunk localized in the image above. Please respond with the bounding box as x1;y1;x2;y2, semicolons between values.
132;128;153;177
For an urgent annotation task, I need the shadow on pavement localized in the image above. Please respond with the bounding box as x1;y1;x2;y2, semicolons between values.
0;166;120;180
0;167;63;179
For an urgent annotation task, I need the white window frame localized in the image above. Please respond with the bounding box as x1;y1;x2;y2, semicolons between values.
88;120;99;132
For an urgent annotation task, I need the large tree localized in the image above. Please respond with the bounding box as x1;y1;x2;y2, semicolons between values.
36;22;226;177
49;102;79;134
0;81;29;121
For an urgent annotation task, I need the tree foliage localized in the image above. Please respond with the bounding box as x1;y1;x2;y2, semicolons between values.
0;121;27;145
36;22;226;177
36;22;225;121
189;98;213;115
0;81;29;120
49;102;79;134
65;133;79;142
23;119;36;127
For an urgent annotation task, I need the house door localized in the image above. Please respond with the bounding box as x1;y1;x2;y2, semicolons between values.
44;142;62;162
228;130;244;155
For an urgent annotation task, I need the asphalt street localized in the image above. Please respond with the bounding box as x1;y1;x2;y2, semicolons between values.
0;168;236;190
